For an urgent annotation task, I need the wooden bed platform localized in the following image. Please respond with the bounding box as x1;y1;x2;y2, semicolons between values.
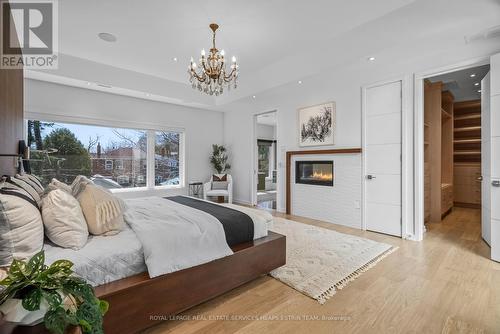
4;232;286;334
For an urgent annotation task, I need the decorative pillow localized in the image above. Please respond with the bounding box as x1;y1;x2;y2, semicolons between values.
0;186;44;267
77;184;125;236
42;189;89;250
5;176;42;207
213;174;227;182
15;173;44;196
71;175;94;198
212;181;228;190
47;178;72;194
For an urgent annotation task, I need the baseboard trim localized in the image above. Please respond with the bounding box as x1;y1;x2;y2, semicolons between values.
454;202;481;209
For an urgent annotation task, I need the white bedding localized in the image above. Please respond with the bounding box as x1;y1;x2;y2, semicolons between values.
124;196;234;278
45;196;272;284
44;224;146;287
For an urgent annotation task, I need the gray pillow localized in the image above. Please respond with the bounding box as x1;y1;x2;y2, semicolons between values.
212;181;228;190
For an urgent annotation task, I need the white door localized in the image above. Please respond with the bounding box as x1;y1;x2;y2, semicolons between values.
481;72;491;246
488;53;500;261
364;80;402;237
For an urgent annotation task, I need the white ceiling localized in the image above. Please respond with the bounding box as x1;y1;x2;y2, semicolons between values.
428;64;490;102
59;0;415;83
28;0;500;108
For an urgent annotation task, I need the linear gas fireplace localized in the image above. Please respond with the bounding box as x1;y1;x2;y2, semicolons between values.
295;160;334;186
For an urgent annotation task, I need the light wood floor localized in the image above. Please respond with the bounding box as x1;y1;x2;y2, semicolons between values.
144;207;500;334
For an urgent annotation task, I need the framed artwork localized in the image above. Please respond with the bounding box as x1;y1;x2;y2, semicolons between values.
298;102;335;147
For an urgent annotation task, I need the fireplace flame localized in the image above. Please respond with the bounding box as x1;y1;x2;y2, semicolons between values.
312;170;333;181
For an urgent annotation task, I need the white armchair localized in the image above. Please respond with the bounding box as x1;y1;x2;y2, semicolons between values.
204;174;233;203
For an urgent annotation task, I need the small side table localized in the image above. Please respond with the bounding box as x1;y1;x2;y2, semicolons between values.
188;182;203;199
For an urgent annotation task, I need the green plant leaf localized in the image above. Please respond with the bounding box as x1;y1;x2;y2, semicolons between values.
26;251;45;277
8;259;28;280
22;288;42;311
98;299;109;315
42;289;63;308
44;307;68;334
78;319;92;332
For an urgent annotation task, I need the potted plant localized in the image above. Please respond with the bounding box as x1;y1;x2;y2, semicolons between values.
210;144;231;174
0;251;108;334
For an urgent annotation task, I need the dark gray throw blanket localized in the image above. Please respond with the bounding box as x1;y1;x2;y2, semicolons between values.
165;196;254;246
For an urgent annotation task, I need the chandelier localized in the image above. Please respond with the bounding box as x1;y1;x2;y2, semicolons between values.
188;23;239;96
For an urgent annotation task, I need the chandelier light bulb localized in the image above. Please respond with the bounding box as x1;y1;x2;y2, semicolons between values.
220;50;225;57
201;49;206;57
231;56;236;63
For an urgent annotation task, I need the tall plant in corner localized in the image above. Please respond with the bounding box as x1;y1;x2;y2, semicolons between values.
0;251;108;334
210;144;231;174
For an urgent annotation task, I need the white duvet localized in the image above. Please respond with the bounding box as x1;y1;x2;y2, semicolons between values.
124;196;271;278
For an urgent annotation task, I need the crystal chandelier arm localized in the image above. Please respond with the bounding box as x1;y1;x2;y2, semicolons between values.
223;67;237;82
191;69;207;82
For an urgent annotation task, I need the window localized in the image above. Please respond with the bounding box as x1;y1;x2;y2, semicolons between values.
105;160;113;170
115;159;123;170
26;119;183;190
155;131;180;186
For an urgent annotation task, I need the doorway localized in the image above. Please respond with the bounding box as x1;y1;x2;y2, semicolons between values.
420;63;492;253
254;111;278;210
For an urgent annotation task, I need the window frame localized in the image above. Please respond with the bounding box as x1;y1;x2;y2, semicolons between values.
104;159;113;170
24;112;186;193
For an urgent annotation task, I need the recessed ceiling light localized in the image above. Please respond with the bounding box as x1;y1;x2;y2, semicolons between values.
98;32;117;42
252;95;256;99
298;80;302;84
470;73;476;78
172;57;178;62
474;82;480;86
477;90;482;93
368;57;376;61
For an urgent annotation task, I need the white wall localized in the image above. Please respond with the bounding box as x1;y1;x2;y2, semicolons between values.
223;39;500;237
256;124;276;141
24;79;224;198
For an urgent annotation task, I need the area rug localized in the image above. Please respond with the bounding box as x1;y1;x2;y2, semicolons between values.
269;218;397;304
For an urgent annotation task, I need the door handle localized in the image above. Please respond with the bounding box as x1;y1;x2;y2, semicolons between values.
366;175;376;180
492;180;500;187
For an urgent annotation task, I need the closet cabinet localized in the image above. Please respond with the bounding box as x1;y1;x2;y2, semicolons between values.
424;81;454;223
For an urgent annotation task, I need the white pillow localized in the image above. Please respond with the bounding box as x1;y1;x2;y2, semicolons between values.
0;186;44;267
77;184;125;236
47;178;72;194
42;189;89;250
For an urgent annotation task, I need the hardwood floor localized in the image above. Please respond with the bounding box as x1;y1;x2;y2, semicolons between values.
144;207;500;334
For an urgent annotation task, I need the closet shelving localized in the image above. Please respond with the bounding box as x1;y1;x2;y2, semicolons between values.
453;100;482;208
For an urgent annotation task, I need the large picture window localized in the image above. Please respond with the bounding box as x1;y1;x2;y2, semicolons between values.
26;120;183;190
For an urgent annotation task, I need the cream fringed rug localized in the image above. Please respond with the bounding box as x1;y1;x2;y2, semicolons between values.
269;218;397;304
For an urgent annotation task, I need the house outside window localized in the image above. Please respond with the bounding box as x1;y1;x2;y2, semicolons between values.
26;120;184;190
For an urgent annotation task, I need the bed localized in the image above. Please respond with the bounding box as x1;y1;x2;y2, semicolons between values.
6;196;286;334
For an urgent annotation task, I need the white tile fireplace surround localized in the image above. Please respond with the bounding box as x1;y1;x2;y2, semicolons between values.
291;153;362;229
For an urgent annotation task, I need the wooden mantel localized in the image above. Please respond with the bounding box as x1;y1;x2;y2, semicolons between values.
285;148;362;214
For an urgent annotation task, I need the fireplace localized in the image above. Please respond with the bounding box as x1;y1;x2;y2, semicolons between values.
295;160;334;186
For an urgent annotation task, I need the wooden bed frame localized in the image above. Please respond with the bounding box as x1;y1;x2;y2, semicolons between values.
3;232;286;334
